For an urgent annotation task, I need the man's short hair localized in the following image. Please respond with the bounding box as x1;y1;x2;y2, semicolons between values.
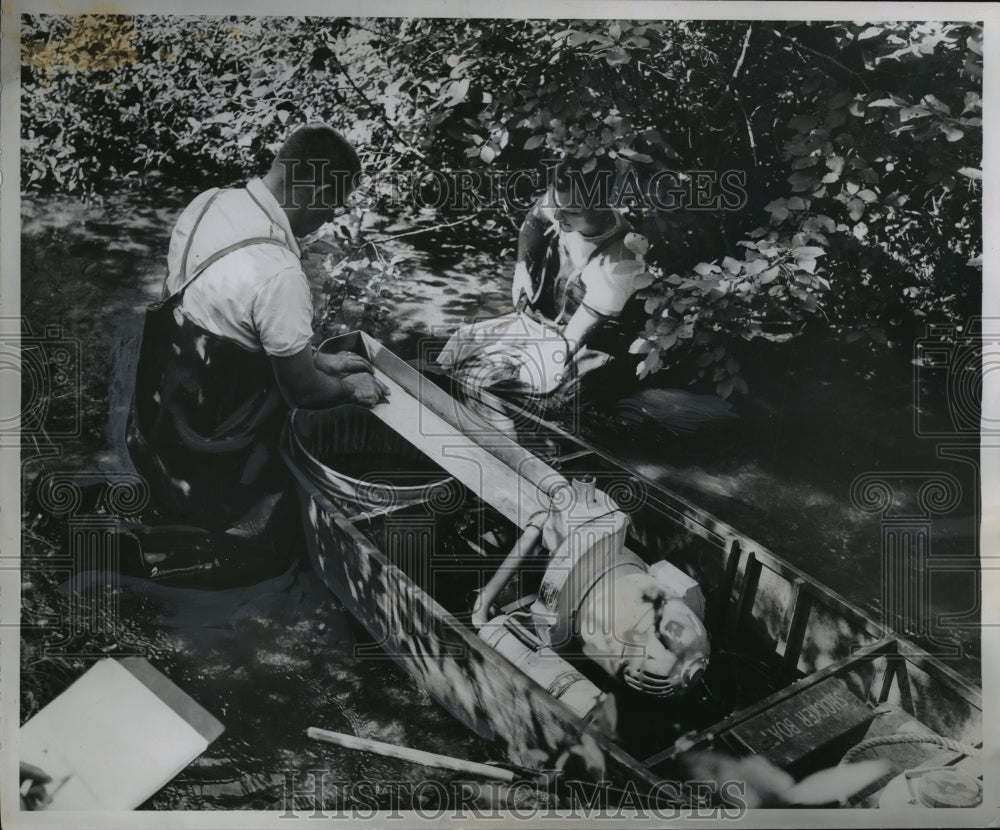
552;154;617;209
273;123;361;189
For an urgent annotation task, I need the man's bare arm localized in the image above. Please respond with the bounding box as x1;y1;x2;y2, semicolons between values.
270;347;388;408
561;303;606;355
512;204;550;305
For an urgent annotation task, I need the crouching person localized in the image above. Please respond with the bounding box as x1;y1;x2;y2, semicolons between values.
126;123;388;583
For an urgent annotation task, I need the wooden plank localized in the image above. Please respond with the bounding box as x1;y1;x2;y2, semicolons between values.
780;578;812;680
898;649;983;710
365;333;566;497
726;676;876;773
894;656;916;716
712;538;742;632
877;644;900;704
722;539;742;601
371;371;553;528
731;551;760;641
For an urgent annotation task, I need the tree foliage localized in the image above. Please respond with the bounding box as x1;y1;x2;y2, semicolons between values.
22;15;982;396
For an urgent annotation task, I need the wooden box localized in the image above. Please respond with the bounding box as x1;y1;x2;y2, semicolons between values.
724;676;875;776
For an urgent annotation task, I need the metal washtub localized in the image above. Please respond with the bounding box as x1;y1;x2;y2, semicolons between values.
286;405;456;518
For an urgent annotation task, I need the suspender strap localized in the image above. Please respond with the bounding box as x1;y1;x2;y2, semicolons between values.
161;187;291;301
174;236;289;297
180;189;223;283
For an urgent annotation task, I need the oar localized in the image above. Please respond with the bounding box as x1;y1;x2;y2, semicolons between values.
307;727;517;783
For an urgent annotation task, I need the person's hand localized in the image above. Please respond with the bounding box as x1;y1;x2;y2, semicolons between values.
20;762;52;810
315;351;373;378
342;372;390;407
511;261;533;308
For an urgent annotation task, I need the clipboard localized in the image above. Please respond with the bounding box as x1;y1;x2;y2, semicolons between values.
19;657;224;810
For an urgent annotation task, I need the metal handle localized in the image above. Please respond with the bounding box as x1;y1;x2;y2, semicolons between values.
472;524;544;629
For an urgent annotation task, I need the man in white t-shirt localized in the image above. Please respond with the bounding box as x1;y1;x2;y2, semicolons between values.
127;124;387;576
511;156;644;357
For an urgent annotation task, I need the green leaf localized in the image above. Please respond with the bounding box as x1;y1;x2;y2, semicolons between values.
922;94;951;116
857;189;877;202
792;246;825;259
788;113;819;132
523;134;546;150
629;337;653;355
788;171;813;192
604;47;630;66
958;167;982;180
827;91;853;109
899;104;931;122
722;256;742;274
939;124;964;142
624;232;649;255
618;148;653;163
445;78;471;107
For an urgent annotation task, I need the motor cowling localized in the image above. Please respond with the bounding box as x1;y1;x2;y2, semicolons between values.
532;477;710;697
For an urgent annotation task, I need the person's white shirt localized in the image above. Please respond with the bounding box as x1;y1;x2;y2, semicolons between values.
163;177;314;358
532;186;644;319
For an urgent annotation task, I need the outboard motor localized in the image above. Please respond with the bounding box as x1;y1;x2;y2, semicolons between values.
529;477;710;697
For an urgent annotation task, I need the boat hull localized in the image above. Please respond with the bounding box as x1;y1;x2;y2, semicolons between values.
281;331;983;806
